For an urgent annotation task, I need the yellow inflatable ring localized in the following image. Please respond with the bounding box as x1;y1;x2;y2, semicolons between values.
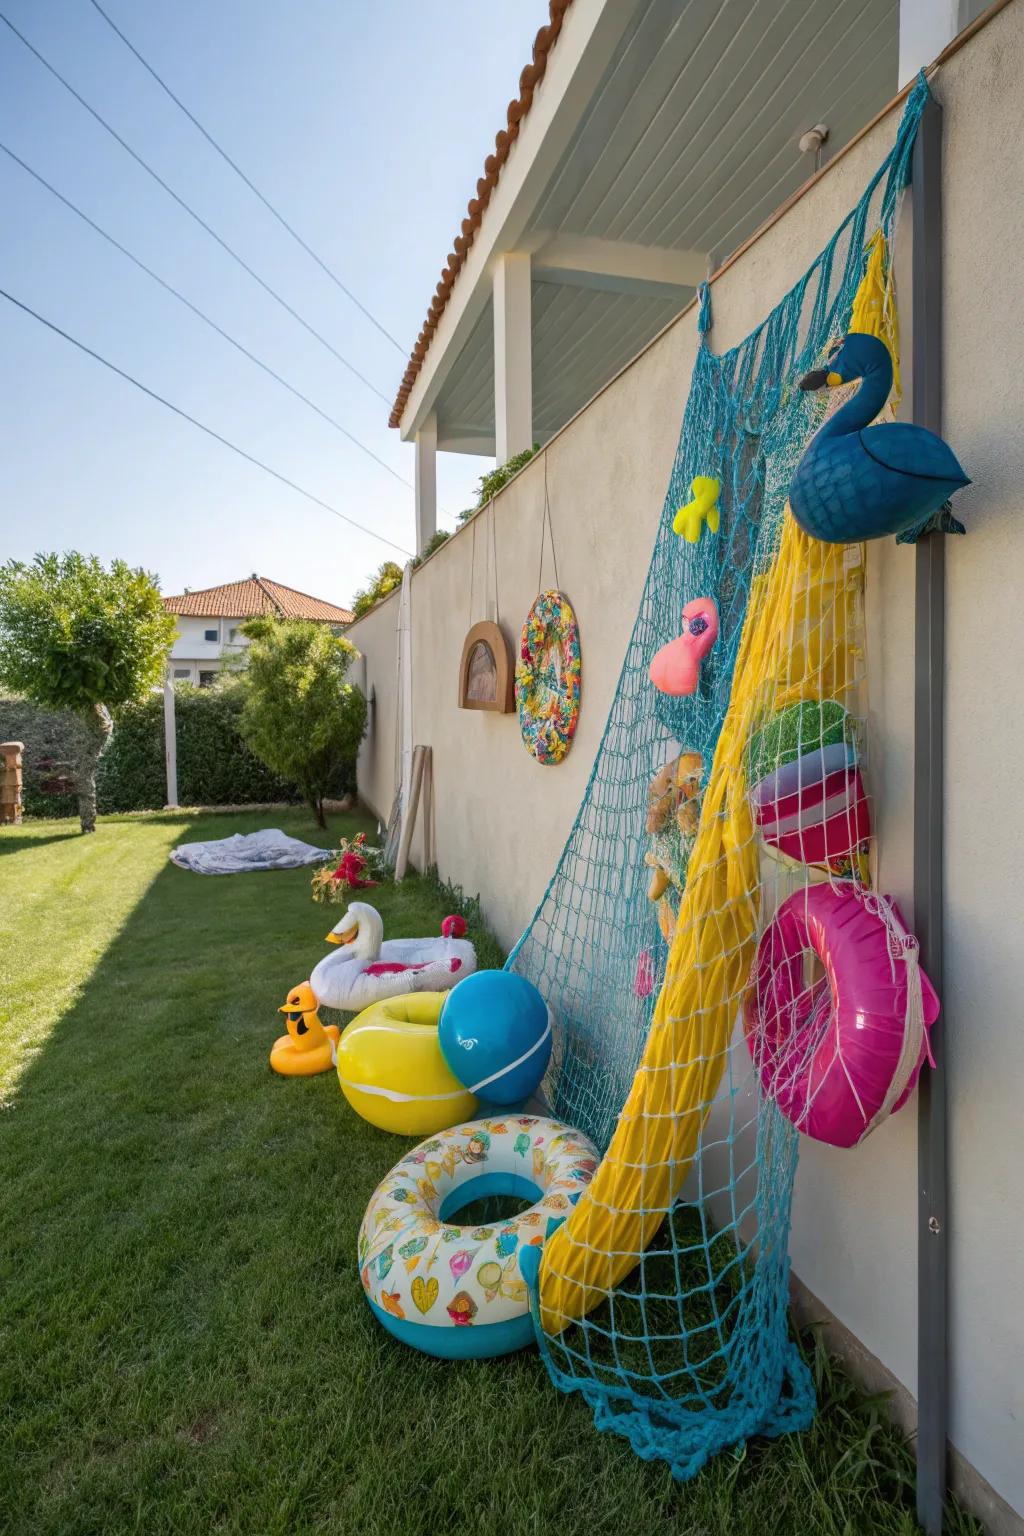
336;992;478;1135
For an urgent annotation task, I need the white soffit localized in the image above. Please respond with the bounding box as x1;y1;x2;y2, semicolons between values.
421;0;899;452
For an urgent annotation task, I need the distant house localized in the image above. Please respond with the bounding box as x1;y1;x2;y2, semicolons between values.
162;575;354;686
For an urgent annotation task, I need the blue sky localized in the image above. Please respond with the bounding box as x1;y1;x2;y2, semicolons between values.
1;1;538;605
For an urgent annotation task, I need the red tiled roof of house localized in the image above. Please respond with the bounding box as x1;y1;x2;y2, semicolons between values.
388;0;575;429
162;575;353;624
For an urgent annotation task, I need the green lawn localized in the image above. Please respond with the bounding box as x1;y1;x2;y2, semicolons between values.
0;810;978;1536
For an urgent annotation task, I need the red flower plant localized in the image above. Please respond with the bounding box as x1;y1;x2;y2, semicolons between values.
311;832;380;905
330;833;377;891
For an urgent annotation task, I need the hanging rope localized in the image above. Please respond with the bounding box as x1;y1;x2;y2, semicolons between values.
490;497;501;623
467;513;478;630
536;453;562;594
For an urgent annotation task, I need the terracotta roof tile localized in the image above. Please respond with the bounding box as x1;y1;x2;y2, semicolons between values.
162;576;353;624
388;0;574;429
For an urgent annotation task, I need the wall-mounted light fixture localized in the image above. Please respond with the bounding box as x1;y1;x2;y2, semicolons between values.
798;122;830;172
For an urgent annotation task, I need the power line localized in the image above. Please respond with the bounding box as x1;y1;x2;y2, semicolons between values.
0;285;413;558
86;0;406;357
0;10;391;405
0;139;414;495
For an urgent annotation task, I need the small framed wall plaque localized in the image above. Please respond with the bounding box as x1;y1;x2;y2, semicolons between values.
458;620;514;713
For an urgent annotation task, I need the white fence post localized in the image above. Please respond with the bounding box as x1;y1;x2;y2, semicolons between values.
163;677;178;808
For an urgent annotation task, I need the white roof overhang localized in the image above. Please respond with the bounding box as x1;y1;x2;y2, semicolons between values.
397;0;900;453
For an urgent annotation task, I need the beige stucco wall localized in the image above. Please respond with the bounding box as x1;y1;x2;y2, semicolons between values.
349;7;1024;1518
346;594;399;828
936;14;1024;1516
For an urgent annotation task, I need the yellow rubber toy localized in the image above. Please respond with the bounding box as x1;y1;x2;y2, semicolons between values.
336;992;478;1135
672;475;721;543
271;983;341;1077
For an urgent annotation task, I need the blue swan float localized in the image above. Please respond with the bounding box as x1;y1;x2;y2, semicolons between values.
790;332;969;543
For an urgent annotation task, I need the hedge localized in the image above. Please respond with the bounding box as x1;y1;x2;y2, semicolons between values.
0;685;357;819
0;696;85;819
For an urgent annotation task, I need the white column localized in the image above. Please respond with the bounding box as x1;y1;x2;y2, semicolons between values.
492;251;533;463
898;0;960;85
163;675;178;808
414;413;437;553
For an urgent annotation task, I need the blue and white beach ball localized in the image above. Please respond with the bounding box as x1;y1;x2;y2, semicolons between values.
438;971;552;1106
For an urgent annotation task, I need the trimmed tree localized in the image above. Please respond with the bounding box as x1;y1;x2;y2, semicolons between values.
351;560;403;619
0;553;175;832
238;618;366;828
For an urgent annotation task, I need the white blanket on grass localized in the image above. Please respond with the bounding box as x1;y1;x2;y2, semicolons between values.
170;828;330;874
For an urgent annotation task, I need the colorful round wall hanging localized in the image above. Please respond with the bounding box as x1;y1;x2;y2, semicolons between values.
515;589;581;765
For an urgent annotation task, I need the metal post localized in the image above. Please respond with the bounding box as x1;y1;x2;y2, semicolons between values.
912;93;947;1536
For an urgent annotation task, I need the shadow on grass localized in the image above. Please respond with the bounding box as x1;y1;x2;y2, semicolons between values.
0;825;392;1533
0;826;88;855
1;810;261;859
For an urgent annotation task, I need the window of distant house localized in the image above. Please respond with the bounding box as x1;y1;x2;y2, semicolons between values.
229;627;238;641
199;670;216;688
173;668;190;679
204;628;218;641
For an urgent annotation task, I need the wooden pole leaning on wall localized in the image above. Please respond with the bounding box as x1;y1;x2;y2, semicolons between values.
395;745;432;882
420;746;435;872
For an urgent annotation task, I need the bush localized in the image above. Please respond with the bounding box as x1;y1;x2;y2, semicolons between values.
239;620;366;827
411;529;451;567
351;561;403;619
0;685;358;819
98;685;307;812
457;446;539;525
0;695;85;819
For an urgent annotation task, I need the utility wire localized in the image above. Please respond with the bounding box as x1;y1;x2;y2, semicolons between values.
0;285;412;558
86;0;406;357
0;140;414;495
0;141;458;531
0;10;391;405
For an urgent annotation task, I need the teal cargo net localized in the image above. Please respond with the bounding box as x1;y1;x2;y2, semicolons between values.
509;78;930;1478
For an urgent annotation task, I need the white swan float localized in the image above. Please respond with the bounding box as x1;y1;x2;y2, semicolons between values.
309;901;477;1013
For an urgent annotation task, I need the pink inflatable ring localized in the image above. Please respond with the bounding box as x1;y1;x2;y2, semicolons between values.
744;884;939;1148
